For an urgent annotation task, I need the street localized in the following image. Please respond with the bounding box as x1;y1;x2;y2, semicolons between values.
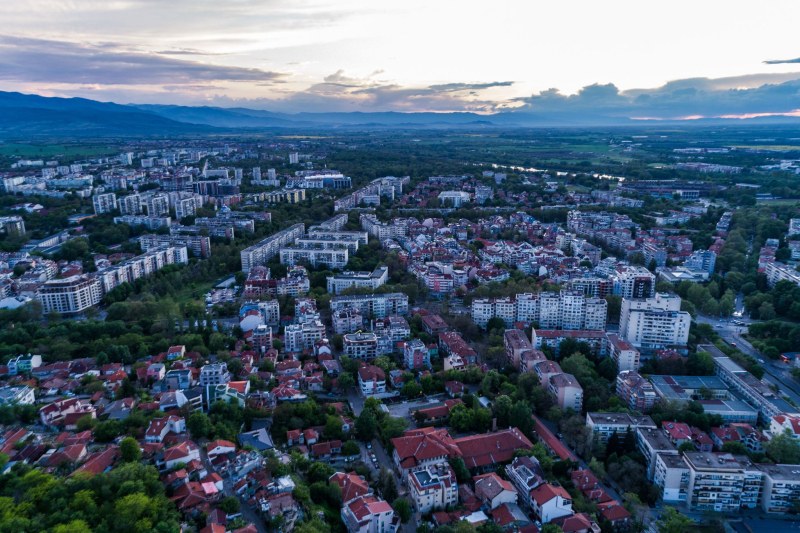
695;314;800;406
199;447;268;533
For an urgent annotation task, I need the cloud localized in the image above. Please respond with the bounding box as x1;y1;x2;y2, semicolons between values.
0;35;287;86
428;81;514;92
514;74;800;120
764;57;800;65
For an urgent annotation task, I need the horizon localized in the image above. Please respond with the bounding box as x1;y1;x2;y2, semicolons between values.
1;1;800;120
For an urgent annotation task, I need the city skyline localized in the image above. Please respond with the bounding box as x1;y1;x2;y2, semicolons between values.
1;0;800;118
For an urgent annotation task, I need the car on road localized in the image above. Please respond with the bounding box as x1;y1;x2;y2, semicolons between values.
758;358;765;364
366;443;372;450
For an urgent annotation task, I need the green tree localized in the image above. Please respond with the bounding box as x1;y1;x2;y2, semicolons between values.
187;411;212;439
393;498;412;523
656;507;694;533
766;431;800;463
449;457;471;483
355;408;378;441
219;496;241;515
120;437;141;463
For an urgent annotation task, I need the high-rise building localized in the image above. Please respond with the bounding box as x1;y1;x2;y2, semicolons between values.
619;293;690;349
37;275;102;315
92;193;117;215
613;265;656;299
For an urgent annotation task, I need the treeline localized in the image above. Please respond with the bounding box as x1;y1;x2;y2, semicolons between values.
0;462;180;533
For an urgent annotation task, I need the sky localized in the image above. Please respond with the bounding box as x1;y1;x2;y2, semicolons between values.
1;0;800;117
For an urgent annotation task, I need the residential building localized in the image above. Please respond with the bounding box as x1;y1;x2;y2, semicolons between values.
6;354;42;376
199;363;231;387
240;223;304;272
474;472;518;510
615;371;657;412
612;265;656;299
532;329;607;357
586;413;656;444
327;267;389;294
330;293;409;319
636;426;678;479
341;494;398;533
548;373;583;412
408;463;458;513
403;339;431;370
332;307;364;335
504;329;533;369
607;333;640;372
530;484;573;523
344;333;379;361
283;320;326;353
92;192;117;215
619;293;691;349
471;291;606;330
37;275;102;315
358;365;386;397
505;456;546;510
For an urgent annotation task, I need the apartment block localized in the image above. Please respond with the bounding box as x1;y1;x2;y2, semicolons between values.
586;412;656;444
607;333;640;372
612;265;656;299
408;463;458;513
615;371;657;412
92;192;117;215
240;223;304;272
619;293;691;349
472;291;606;330
330;293;409;319
327;266;388;294
37;275;102;315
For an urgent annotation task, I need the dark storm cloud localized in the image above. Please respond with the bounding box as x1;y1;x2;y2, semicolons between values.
0;36;286;85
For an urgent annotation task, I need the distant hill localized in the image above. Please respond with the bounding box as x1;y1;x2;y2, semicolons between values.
0;92;211;137
0;90;799;137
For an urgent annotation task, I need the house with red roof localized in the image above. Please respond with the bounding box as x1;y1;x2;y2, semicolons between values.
413;399;462;426
303;428;319;445
770;414;800;439
474;472;518;510
391;427;460;478
341;494;398;533
72;446;119;476
330;471;371;503
530;483;573;523
145;415;186;443
161;441;200;470
44;443;87;467
39;397;96;429
553;512;601;533
454;428;533;469
357;365;386;397
491;503;533;531
311;440;342;461
286;429;303;446
597;502;631;529
167;345;186;360
207;440;237;458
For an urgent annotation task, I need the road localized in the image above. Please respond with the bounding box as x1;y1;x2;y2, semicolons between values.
696;314;800;406
199;447;268;533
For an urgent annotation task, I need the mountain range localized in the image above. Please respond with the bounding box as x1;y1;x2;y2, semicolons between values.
0;90;798;137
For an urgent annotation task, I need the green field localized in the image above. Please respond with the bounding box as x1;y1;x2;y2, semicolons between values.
0;142;117;158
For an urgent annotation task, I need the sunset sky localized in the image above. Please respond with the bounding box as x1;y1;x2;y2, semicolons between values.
2;0;800;116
